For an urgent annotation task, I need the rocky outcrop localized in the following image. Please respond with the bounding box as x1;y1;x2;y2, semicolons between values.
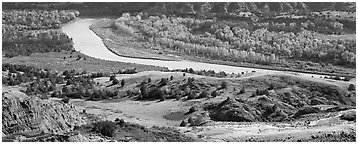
209;97;261;122
2;90;85;136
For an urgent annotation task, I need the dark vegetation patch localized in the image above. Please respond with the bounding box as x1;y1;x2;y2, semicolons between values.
80;119;195;142
163;111;189;121
2;10;79;58
2;52;167;74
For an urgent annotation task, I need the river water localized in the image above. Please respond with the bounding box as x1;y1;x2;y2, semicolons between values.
62;18;326;78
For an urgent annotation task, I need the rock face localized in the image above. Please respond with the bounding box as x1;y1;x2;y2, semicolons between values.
2;90;85;136
209;97;261;122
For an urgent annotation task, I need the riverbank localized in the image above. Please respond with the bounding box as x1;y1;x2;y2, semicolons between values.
89;18;355;78
2;51;167;74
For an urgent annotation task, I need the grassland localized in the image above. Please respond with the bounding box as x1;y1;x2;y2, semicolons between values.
2;51;167;74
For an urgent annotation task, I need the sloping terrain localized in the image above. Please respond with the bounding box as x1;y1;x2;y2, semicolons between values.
66;70;355;140
2;89;86;140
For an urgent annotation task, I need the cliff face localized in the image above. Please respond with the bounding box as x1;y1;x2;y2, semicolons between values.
2;90;85;136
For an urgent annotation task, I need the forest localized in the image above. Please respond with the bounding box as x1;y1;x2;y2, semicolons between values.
2;10;79;57
112;13;356;68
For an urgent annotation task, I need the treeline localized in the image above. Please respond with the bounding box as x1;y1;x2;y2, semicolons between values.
170;68;241;78
3;30;74;57
114;13;355;68
2;10;79;32
2;9;79;58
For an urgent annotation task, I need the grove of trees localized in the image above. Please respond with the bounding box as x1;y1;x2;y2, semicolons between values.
112;13;355;69
2;10;79;57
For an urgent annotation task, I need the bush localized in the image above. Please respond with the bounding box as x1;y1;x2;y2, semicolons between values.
112;78;119;85
199;91;209;98
340;111;356;121
333;76;341;80
175;95;182;100
159;78;169;86
179;120;187;127
159;90;166;101
211;90;219;97
187;91;199;100
188;117;193;124
239;88;246;94
92;121;117;137
268;83;274;90
348;84;355;91
140;84;148;99
61;97;70;103
121;79;125;87
221;81;228;89
188;106;197;113
109;75;116;81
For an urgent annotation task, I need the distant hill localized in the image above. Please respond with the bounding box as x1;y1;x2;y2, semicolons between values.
2;2;356;16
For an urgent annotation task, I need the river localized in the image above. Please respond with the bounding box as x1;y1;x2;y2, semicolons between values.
62;18;327;78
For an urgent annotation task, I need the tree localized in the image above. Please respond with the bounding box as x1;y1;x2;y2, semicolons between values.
112;78;119;85
109;75;116;81
211;90;218;97
121;79;125;87
61;97;70;103
239;87;246;94
180;120;188;127
268;83;274;90
158;89;165;101
140;83;148;98
159;78;168;86
348;84;355;91
188;106;197;113
221;81;228;89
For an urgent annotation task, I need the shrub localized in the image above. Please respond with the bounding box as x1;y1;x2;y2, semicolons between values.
239;88;246;94
183;73;186;76
188;117;193;124
159;78;169;86
187;91;199;100
211;90;219;97
175;95;182;100
333;76;341;80
348;84;355;91
148;78;152;83
159;90;166;101
199;91;209;98
170;75;174;81
268;83;274;90
61;97;70;103
127;90;132;96
92;121;117;137
188;106;197;113
140;84;148;99
221;81;228;89
179;120;187;127
121;79;125;87
112;78;119;85
109;75;116;81
340;111;356;121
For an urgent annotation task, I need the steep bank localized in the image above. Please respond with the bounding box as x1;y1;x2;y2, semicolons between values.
2;89;85;135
